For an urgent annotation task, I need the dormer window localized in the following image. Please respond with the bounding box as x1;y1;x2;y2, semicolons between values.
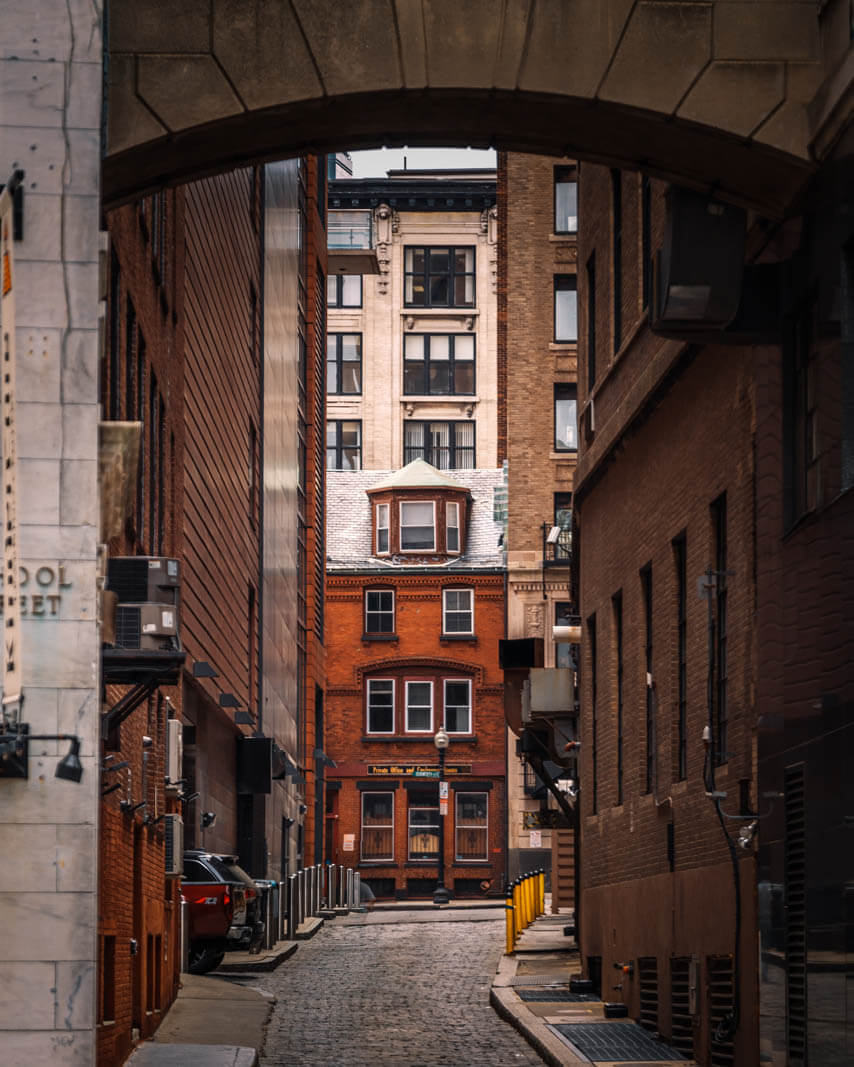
400;501;435;551
446;502;460;554
376;503;389;554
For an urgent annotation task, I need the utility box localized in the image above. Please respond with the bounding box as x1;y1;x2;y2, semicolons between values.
527;668;573;716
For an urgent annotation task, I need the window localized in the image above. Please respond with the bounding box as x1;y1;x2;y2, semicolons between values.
555;602;575;669
444;679;471;733
641;564;654;794
586;253;596;390
376;503;389;554
366;679;394;734
361;793;394;861
612;169;623;353
613;591;624;806
326;420;361;470
327;333;361;394
404;246;475;308
443;588;473;635
408;801;439;860
712;494;728;766
365;589;394;634
555;275;578;342
554;384;578;451
554;166;578;234
403;421;475;469
403;334;475;395
455;792;487;861
405;681;433;732
400;500;435;551
554;493;573;560
446;501;460;554
327;273;362;307
673;534;688;781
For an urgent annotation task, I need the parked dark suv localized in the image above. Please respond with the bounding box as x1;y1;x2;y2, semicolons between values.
180;850;264;974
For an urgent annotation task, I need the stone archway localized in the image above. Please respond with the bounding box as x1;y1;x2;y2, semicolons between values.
105;0;828;215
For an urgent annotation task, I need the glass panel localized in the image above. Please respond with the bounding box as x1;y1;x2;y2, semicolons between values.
454;421;475;468
377;527;389;553
454;335;474;360
404;335;425;360
327;274;338;306
406;682;432;731
328;209;371;249
555;393;578;450
430;276;449;305
405;274;425;305
368;681;394;732
446;502;459;553
410;808;437;826
326;423;337;447
341;274;361;306
429;423;450;469
401;501;433;525
430;336;450;359
341;335;360;360
327;360;338;393
429;248;450;273
454;362;474;394
404;363;426;394
363;793;392;822
455;248;474;272
429;362;451;394
406;248;425;273
445;680;470;732
341;447;360;471
362;827;393;859
341;363;361;393
556;285;578;342
454;273;474;306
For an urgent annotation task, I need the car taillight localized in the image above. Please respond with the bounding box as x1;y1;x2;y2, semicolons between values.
245;887;256;900
223;887;231;907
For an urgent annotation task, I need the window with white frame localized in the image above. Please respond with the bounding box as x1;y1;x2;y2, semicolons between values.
366;679;395;734
365;589;394;634
400;500;435;551
361;793;394;861
443;588;474;634
446;501;460;553
376;502;389;554
455;792;488;861
405;680;433;733
408;801;440;860
444;679;471;733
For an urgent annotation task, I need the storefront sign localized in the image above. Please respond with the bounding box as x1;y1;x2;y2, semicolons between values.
366;764;472;777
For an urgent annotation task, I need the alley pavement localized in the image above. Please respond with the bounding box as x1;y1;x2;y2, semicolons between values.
128;899;695;1066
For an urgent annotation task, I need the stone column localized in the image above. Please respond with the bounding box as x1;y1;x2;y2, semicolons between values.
0;3;102;1063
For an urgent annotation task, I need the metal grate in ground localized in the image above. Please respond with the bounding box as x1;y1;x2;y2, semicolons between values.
518;989;595;1002
510;975;572;987
549;1022;686;1061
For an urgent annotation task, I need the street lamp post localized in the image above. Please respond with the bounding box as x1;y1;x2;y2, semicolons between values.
433;727;451;905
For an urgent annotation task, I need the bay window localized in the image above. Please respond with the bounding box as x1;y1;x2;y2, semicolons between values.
446;501;460;553
376;502;389;554
400;500;435;551
366;679;394;734
405;680;433;733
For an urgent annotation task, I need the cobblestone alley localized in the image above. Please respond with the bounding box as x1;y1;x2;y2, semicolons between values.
257;909;544;1066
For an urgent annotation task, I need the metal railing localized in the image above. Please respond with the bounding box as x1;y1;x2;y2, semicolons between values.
505;868;546;954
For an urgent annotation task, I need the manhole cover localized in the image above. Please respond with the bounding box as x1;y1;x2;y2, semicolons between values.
518;989;595;1002
549;1023;686;1061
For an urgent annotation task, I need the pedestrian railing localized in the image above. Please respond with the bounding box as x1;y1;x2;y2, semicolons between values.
505;868;546;953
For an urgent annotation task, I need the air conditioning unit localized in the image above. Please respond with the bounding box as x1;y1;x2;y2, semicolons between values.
165;718;183;791
528;668;573;717
164;814;184;877
113;602;179;651
106;556;180;605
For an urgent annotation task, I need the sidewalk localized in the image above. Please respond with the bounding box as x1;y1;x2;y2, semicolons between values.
491;912;696;1066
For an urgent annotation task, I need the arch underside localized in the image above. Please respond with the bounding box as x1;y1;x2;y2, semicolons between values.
103;88;813;217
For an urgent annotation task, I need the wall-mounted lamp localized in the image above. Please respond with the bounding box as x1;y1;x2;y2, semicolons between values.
0;726;83;783
201;811;217;829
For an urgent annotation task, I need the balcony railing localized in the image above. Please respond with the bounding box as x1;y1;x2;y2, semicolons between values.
542;520;572;567
328;209;372;250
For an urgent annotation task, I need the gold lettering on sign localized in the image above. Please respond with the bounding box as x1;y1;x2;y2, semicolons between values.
0;182;21;714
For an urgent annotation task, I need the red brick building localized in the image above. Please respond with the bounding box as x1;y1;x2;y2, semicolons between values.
98;157;327;1063
325;460;507;899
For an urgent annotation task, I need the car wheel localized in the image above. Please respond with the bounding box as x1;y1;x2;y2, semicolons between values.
187;946;225;975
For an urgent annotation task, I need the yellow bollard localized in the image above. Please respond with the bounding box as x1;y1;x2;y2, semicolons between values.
538;868;545;916
505;884;515;954
525;873;532;927
513;879;522;936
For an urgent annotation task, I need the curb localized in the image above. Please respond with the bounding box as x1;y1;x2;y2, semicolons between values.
490;986;587;1066
216;941;298;974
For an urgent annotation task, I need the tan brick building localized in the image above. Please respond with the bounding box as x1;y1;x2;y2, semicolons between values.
498;152;579;894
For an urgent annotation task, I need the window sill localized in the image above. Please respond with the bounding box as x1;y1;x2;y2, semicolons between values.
549;342;578;352
362;633;399;642
358;861;398;868
549;451;578;462
549;233;578;242
400;395;479;404
401;307;479;318
440;634;477;643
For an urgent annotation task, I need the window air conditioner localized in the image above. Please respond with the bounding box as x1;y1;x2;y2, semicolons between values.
165;718;183;791
106;556;180;605
164;814;184;877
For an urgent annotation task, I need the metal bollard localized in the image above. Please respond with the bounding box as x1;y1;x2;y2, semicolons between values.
308;866;315;917
298;869;305;926
346;868;354;910
316;864;322;913
287;874;297;941
354;872;361;910
339;865;345;908
265;885;274;948
328;864;336;908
